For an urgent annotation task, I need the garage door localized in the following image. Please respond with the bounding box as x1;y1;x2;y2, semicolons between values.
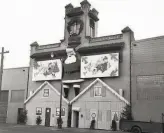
86;101;123;130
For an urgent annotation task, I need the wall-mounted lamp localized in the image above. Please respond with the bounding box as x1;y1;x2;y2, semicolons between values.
51;52;54;58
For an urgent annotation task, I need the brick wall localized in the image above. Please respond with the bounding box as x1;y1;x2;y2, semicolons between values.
131;36;164;122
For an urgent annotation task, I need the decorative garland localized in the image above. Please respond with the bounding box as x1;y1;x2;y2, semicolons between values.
67;18;84;36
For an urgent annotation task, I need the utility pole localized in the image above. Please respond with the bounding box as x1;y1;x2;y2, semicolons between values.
0;47;9;92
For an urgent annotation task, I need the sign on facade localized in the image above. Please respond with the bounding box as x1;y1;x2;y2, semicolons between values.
81;53;119;78
32;59;62;81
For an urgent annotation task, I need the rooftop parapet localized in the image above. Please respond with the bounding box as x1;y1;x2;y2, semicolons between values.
90;34;123;43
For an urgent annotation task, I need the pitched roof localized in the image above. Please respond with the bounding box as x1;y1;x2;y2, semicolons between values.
70;78;129;105
24;81;69;104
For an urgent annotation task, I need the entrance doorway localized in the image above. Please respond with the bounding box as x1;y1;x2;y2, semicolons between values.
73;111;79;128
17;108;23;124
45;108;51;127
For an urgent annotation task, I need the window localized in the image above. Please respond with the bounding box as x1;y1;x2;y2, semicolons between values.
36;107;42;115
111;111;120;121
94;86;102;97
70;21;80;36
56;107;65;116
90;19;95;38
43;89;49;97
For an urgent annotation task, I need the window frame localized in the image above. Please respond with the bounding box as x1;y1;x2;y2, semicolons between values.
56;107;65;117
94;86;102;97
43;89;49;97
36;107;42;115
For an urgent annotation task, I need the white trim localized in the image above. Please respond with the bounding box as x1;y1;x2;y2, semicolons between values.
70;78;129;105
24;81;69;104
72;107;80;111
73;84;80;88
62;79;84;83
63;84;69;89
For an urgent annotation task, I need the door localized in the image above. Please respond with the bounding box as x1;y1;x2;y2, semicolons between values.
90;109;98;129
45;108;51;127
73;111;79;128
17;108;23;124
75;111;79;128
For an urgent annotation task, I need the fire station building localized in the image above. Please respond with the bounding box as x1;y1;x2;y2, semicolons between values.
24;0;133;130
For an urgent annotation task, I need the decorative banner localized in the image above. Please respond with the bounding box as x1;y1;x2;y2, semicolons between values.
81;53;119;78
32;59;62;81
90;109;97;121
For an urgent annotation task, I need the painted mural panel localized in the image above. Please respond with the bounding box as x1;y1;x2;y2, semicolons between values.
81;53;119;78
32;59;62;81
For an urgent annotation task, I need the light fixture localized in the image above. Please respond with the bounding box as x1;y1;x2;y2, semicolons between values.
51;52;54;58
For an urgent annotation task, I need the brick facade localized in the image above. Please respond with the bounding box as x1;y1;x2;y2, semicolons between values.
131;36;164;122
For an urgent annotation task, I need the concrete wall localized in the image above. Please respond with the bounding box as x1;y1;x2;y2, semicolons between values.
71;80;126;130
2;67;29;124
26;84;68;127
131;36;164;122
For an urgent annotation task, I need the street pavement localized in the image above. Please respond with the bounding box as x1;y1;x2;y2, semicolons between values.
0;124;129;133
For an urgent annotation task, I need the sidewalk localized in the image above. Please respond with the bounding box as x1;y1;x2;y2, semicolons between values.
0;124;128;133
50;127;126;133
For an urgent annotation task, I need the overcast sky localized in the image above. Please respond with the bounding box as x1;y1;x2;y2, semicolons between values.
0;0;164;68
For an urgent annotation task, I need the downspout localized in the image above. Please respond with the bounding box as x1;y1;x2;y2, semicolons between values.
26;66;30;100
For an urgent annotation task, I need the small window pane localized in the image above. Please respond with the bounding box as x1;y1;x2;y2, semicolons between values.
94;86;102;97
43;89;49;97
36;107;42;115
56;107;65;116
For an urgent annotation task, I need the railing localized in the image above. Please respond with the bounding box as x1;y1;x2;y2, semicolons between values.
90;34;123;43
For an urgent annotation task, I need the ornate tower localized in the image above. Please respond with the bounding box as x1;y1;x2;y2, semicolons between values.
62;0;99;99
64;0;99;48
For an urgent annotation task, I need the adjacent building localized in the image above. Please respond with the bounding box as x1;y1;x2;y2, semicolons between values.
131;36;164;123
0;67;29;124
